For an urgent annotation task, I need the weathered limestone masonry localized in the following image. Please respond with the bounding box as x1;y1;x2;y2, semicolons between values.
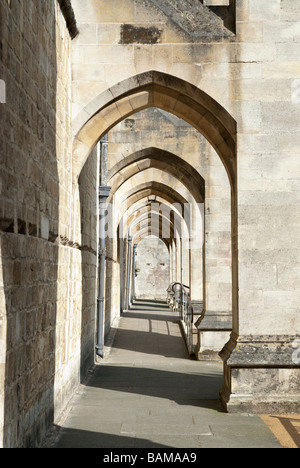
1;0;300;450
78;146;99;378
135;236;170;301
71;0;300;414
0;0;96;448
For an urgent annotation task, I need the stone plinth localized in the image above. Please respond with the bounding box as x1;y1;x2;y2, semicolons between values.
220;335;300;414
195;311;232;361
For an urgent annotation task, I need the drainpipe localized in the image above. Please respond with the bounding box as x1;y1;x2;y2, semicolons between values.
96;134;111;358
125;236;133;310
96;186;111;358
119;236;124;314
131;243;138;302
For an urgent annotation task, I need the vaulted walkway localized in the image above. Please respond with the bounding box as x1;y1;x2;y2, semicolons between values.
50;301;281;449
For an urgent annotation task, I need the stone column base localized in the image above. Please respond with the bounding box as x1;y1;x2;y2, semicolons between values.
195;311;232;361
219;334;300;414
197;330;232;361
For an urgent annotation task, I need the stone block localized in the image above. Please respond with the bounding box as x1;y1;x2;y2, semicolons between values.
237;43;276;62
229;368;300;414
197;331;231;361
249;0;281;21
236;21;263;43
204;0;230;5
280;0;300;22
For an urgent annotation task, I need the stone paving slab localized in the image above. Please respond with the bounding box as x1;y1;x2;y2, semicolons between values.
120;422;213;437
51;302;282;449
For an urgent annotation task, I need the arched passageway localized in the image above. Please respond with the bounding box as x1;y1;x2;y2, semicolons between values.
108;147;205;203
75;71;237;411
3;0;300;448
73;72;236;183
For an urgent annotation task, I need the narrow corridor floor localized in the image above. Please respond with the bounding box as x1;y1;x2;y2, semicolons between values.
51;300;281;449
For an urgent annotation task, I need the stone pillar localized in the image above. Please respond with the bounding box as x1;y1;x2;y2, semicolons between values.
99;134;108;186
189;202;204;304
131;243;137;302
172;240;177;282
188;202;204;348
125;236;133;310
176;233;182;283
181;220;190;286
219;152;300;414
169;243;173;284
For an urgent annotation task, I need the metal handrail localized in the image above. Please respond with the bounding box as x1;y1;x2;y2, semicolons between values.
166;282;195;353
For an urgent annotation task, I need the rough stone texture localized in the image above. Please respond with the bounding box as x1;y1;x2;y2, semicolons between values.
120;24;163;44
0;0;94;448
220;334;300;413
149;0;233;39
228;368;300;414
135;237;170;300
78;146;99;377
222;335;300;367
0;1;71;447
1;0;300;449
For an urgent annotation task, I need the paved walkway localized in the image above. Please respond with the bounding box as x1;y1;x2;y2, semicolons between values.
50;300;281;449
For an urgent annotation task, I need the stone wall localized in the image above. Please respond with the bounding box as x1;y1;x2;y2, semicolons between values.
0;0;89;448
78;147;99;381
135;236;170;300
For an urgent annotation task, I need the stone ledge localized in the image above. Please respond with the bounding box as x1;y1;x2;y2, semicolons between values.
149;0;234;39
195;310;232;331
223;393;300;415
220;334;300;368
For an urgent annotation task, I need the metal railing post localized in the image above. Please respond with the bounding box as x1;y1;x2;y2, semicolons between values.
167;281;200;355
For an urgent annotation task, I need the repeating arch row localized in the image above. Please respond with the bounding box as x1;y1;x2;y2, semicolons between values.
74;71;237;187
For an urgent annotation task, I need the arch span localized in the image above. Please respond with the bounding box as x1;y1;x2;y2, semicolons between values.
73;71;236;187
108;147;205;203
117;181;192;233
134;233;171;251
76;71;239;382
126;206;183;236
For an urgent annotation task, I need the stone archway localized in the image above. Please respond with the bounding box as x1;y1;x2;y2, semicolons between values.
73;71;237;185
108;147;205;203
74;71;238;410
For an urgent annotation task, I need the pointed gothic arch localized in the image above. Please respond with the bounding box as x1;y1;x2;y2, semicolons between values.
73;71;236;187
74;71;239;395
